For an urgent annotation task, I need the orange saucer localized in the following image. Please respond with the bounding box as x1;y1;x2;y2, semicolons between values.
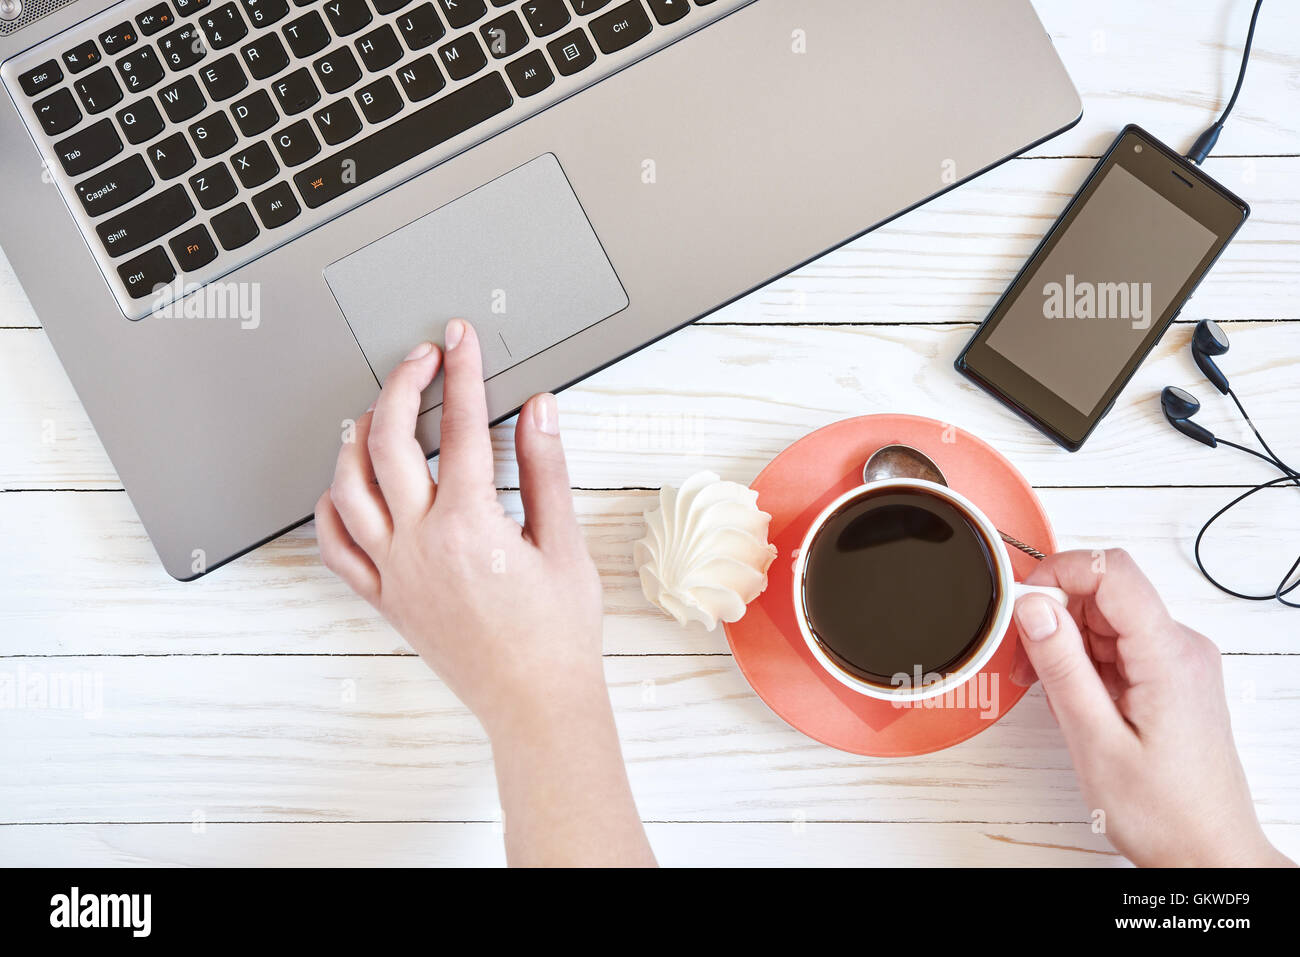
722;414;1058;756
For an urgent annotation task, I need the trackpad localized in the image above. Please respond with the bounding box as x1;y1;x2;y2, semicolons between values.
324;152;628;409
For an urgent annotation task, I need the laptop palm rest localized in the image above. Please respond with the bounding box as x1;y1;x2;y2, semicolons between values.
323;152;628;411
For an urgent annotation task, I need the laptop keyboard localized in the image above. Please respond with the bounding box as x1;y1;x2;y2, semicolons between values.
3;0;745;319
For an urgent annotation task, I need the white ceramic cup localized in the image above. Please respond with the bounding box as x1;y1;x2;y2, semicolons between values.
791;478;1067;702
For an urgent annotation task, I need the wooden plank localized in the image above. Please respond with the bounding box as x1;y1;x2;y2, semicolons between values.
0;822;1127;867
1028;0;1300;159
8;820;1297;867
3;321;1297;491
1;486;1297;657
0;655;1294;825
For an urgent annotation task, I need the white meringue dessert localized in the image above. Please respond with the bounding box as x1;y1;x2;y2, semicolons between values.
634;471;778;630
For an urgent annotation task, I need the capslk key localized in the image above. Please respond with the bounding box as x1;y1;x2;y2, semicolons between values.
75;154;155;216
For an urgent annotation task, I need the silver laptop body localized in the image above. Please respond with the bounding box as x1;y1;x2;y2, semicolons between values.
0;0;1080;578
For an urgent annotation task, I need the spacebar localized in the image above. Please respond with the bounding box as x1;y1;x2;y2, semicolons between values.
294;73;513;210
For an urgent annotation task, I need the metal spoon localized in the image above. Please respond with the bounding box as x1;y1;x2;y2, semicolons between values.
862;444;1047;561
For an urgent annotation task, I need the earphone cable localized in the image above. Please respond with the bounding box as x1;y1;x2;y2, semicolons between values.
1194;439;1300;606
1229;388;1292;473
1186;0;1265;165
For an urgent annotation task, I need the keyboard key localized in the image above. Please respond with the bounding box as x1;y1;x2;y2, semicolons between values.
373;0;411;12
33;88;82;136
547;28;594;75
136;3;177;36
645;0;687;25
96;184;195;256
312;97;361;144
116;98;166;143
569;0;612;12
99;23;140;55
230;139;279;187
210;202;260;249
115;46;166;94
19;61;63;97
199;52;249;99
75;153;154;216
159;24;208;69
158;75;207;121
436;0;485;29
169;223;219;270
521;0;570;37
314;46;362;93
74;67;124;114
252;180;301;227
117;245;176;298
240;0;290;28
590;0;650;53
231;88;278;134
271;117;320;164
323;0;372;37
173;0;213;16
437;33;485;80
294;71;510;208
396;54;444;101
241;34;289;79
396;3;444;50
504;48;552;97
480;11;526;59
54;118;123;174
271;66;320;113
148;130;198;178
200;3;249;48
189;110;238;156
283;10;330;57
355;75;402;122
355;24;402;71
62;41;103;75
189;161;239;208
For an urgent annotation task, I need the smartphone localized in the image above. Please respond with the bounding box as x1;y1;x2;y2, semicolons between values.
955;125;1249;451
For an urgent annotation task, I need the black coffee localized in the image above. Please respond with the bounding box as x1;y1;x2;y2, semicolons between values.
801;488;999;686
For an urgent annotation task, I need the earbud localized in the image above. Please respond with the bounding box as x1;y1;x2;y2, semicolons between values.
1161;386;1218;448
1192;319;1231;395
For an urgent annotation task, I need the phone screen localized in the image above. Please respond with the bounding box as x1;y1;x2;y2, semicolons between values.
956;126;1249;450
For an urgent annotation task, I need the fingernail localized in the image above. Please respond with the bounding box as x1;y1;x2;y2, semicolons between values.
533;393;559;435
365;399;376;412
1015;595;1057;642
444;319;465;350
405;341;433;361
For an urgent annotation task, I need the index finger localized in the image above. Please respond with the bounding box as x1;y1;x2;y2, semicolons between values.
434;319;496;505
1024;548;1179;663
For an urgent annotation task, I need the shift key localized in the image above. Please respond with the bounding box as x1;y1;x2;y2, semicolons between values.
294;72;512;209
96;184;195;257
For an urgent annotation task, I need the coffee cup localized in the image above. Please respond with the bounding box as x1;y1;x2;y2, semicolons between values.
791;478;1067;702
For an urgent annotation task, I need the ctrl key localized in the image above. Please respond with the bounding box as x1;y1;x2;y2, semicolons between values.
117;245;176;301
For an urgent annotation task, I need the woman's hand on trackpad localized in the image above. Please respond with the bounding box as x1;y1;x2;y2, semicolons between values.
314;318;654;867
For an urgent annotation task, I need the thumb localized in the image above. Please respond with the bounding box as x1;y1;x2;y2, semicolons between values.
1014;593;1127;746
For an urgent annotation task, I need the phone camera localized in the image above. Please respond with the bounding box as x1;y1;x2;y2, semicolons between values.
1133;144;1144;153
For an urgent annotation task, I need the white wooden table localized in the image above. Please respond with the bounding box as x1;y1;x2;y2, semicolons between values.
2;0;1298;867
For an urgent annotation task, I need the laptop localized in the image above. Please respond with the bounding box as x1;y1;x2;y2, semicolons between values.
0;0;1080;579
